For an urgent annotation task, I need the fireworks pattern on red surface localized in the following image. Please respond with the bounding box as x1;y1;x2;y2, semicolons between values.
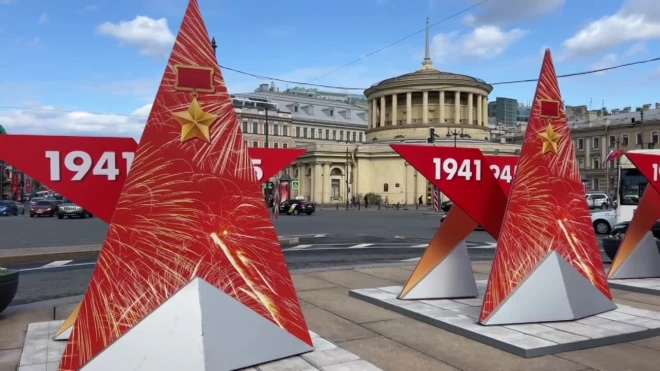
59;2;310;369
479;50;612;323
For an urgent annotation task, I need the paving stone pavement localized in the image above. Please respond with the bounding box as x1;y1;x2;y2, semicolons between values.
2;262;660;371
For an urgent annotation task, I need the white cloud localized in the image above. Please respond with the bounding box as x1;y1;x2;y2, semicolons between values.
38;13;48;24
561;0;660;57
591;53;618;75
0;104;150;140
430;26;527;62
96;16;175;58
463;0;564;26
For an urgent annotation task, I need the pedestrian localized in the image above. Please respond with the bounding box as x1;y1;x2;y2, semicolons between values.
418;195;423;206
364;194;368;208
351;195;356;207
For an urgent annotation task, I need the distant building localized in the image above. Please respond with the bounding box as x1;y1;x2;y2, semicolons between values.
254;83;368;105
489;97;519;125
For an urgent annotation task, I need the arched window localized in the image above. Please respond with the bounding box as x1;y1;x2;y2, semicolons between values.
294;169;299;177
372;137;378;141
330;168;342;176
383;183;389;192
394;135;405;139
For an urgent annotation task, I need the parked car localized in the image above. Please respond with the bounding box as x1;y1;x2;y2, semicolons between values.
30;200;58;217
57;201;92;219
0;201;19;216
585;193;610;209
440;200;453;212
279;199;315;215
30;197;45;207
602;220;660;260
591;210;617;235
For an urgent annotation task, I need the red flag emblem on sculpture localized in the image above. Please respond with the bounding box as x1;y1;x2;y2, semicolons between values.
59;1;311;369
479;49;612;323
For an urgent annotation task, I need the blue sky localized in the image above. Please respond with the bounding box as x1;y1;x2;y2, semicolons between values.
0;0;659;137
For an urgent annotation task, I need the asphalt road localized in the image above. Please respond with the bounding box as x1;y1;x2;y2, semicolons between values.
2;207;610;305
0;208;494;249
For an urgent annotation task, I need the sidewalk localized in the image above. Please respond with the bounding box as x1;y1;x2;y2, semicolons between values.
2;262;660;370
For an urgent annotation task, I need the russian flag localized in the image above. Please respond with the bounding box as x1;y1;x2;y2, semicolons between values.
603;149;624;166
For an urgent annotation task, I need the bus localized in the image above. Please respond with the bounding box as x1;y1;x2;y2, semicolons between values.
616;149;660;223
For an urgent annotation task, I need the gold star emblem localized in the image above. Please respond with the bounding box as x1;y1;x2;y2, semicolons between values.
539;122;561;154
171;98;218;143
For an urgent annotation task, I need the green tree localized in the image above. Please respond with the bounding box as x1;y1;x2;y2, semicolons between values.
0;124;5;134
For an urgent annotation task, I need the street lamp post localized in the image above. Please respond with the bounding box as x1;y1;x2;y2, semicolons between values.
211;37;217;55
446;127;468;147
338;139;351;210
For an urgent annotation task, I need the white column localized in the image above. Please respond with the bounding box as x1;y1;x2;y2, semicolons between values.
422;91;429;124
313;162;322;202
391;94;398;125
468;93;474;125
371;99;377;128
439;91;445;124
482;97;488;126
323;162;330;203
454;91;461;124
380;96;386;127
310;163;315;201
406;92;412;124
476;95;482;126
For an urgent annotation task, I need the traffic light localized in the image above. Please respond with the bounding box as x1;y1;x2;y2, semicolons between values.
427;127;435;143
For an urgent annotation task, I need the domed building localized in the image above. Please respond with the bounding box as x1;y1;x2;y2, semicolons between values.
279;20;520;205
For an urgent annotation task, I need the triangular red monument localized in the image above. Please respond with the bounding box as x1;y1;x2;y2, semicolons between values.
59;1;311;370
479;50;615;325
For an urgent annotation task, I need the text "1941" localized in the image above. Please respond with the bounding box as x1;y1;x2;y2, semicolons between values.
46;151;265;182
433;158;517;183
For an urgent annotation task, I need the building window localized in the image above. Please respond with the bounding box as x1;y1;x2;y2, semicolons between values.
303;128;308;138
636;132;643;145
333;130;337;140
296;127;301;137
592;157;600;169
622;134;628;146
578;158;585;169
330;168;342;176
283;143;288;148
242;121;248;133
352;132;356;142
609;135;616;147
653;132;659;144
273;124;278;136
318;129;322;138
383;183;389;192
592;137;599;149
325;130;330;139
329;109;334;116
294;105;299;113
310;129;315;139
274;142;279;148
591;178;598;190
340;131;344;141
283;125;288;136
359;133;363;142
252;123;258;134
252;141;258;147
331;179;340;198
577;138;584;150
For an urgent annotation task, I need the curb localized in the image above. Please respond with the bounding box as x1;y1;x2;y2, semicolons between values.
0;237;300;266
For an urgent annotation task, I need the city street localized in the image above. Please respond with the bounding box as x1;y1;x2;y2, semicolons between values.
1;207;610;305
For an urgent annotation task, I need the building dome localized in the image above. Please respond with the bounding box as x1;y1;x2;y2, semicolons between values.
364;18;492;142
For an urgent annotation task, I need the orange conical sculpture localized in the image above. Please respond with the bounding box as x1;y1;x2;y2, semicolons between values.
59;1;311;370
479;50;615;326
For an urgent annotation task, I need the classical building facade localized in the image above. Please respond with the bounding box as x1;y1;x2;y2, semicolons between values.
281;20;520;205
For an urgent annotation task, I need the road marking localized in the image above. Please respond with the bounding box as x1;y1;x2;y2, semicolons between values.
19;261;95;272
466;242;497;249
348;243;375;249
410;244;428;248
292;244;313;249
394;235;406;239
40;260;73;268
314;234;327;238
401;257;421;262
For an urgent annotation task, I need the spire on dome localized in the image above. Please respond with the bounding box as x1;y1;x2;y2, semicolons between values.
420;17;437;71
